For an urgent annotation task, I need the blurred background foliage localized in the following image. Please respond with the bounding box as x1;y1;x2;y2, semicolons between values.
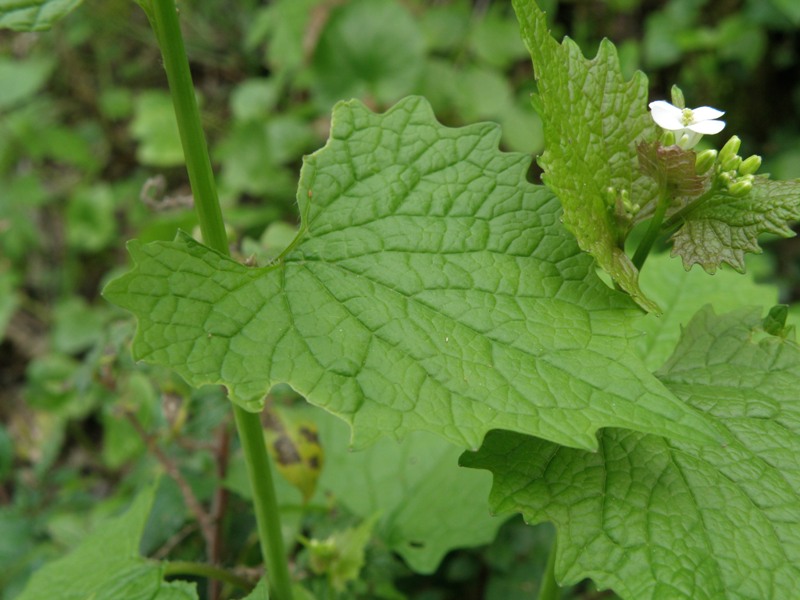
0;0;798;598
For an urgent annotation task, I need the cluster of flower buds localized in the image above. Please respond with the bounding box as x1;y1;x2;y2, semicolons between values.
607;186;640;218
702;135;761;197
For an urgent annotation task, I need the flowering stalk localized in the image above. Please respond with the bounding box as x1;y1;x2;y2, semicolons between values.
632;188;671;270
634;90;732;269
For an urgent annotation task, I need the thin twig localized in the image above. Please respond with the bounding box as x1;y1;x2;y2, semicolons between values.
124;410;216;551
154;522;200;560
208;419;231;600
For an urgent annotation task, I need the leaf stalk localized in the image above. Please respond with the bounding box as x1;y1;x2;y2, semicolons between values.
632;189;670;271
162;561;254;592
537;535;560;600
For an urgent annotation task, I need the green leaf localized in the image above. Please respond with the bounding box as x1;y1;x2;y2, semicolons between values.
241;578;270;600
762;303;793;338
17;482;198;600
130;90;184;167
66;184;118;253
635;252;778;370
462;306;800;600
469;8;530;70
315;407;505;573
310;0;425;107
307;514;379;591
0;56;54;110
105;96;718;452
513;0;659;312
0;267;17;338
636;141;707;202
669;177;800;273
770;0;800;24
254;0;320;72
0;0;82;31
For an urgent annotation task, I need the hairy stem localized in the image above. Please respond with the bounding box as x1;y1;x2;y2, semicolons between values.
632;189;670;271
147;2;293;598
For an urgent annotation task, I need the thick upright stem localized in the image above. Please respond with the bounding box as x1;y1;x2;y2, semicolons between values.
233;405;294;598
151;0;228;254
148;2;293;598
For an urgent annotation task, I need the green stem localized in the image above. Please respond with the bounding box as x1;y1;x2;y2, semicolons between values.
233;404;294;599
163;561;253;591
150;0;228;254
661;184;719;232
147;2;293;599
631;189;670;271
537;535;560;600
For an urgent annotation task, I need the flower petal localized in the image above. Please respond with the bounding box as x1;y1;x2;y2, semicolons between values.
688;119;726;135
691;106;725;121
649;101;684;130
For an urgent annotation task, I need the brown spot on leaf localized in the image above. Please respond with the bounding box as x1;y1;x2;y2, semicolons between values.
273;436;301;465
299;426;319;443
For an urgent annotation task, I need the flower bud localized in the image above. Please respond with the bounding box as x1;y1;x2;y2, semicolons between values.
718;135;741;166
727;179;753;197
670;85;686;109
718;171;734;186
721;154;742;172
662;130;676;146
695;149;717;174
738;154;762;176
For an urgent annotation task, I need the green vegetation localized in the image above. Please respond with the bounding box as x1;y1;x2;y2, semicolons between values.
2;1;799;599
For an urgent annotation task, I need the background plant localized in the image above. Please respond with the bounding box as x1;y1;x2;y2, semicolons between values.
1;1;799;599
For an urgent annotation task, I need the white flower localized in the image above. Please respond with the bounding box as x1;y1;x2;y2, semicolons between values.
649;100;725;149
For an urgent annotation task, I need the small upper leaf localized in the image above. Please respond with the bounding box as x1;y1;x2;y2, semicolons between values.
0;0;82;31
636;141;708;213
513;0;659;311
462;306;800;600
105;96;716;451
669;177;800;273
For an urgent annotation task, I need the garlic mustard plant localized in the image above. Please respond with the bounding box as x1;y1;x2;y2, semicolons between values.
649;99;726;149
7;1;800;600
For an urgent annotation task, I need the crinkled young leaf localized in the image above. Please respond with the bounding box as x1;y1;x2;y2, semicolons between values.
462;306;800;600
670;177;800;273
104;96;716;451
17;482;198;600
513;0;659;312
0;0;82;31
636;141;708;212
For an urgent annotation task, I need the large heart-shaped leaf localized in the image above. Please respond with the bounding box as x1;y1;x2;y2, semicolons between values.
462;306;800;599
105;96;715;451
